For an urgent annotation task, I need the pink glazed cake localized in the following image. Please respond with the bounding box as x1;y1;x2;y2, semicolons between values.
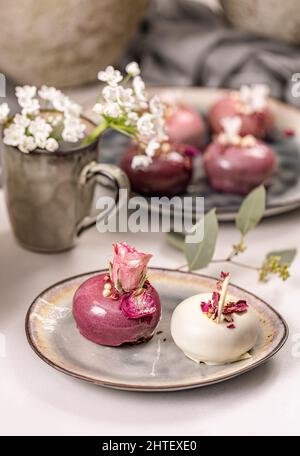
208;84;274;140
73;243;161;346
204;116;277;194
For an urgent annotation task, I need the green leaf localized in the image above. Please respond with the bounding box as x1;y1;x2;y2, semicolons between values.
266;249;297;265
236;185;266;236
184;209;218;271
165;232;185;251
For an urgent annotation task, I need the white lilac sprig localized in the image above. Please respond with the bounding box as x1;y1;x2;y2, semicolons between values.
85;62;168;169
0;85;86;153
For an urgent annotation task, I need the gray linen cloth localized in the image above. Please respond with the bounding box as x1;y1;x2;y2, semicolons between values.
124;0;300;108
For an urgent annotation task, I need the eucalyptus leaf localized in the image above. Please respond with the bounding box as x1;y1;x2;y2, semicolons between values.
184;209;218;271
165;232;185;251
267;248;297;265
236;185;266;236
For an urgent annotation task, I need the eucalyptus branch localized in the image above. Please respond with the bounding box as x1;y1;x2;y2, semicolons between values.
177;258;259;273
175;185;297;283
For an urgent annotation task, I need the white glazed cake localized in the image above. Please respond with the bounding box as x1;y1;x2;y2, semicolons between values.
171;274;260;365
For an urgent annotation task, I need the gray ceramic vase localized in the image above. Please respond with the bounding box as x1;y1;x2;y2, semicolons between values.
1;127;130;253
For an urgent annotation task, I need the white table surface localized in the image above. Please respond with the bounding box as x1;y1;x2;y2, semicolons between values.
0;189;299;437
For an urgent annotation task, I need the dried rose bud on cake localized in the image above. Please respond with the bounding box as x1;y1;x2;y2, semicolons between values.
204;117;277;194
73;243;161;346
171;272;260;365
208;84;274;139
120;141;194;196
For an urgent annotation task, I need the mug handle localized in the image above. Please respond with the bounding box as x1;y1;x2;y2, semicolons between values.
76;161;130;236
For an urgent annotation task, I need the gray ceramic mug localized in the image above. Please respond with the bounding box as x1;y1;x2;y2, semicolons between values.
1;125;130;253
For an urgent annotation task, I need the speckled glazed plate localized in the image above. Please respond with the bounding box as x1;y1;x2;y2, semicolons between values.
26;268;288;392
97;87;300;221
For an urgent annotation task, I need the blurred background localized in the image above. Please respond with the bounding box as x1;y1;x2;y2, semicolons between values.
1;0;300;107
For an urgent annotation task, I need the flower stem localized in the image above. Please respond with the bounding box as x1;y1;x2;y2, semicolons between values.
111;125;135;138
228;260;259;271
81;121;108;146
176;258;259;273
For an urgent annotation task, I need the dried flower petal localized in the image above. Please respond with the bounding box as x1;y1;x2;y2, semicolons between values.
200;301;211;313
223;300;248;315
212;291;220;306
120;290;156;319
201;273;248;328
221;271;229;279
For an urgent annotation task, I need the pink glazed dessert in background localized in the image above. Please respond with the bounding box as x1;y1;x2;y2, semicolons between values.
121;141;194;196
204;116;277;195
165;103;205;147
73;243;161;347
208;85;274;139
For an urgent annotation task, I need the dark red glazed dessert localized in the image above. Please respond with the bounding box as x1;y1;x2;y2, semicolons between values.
120;141;194;196
165;104;205;147
208;85;274;139
204;117;277;195
73;243;161;347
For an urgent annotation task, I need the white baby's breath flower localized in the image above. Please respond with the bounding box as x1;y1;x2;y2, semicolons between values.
34;133;47;149
145;139;160;157
13;113;31;128
131;154;152;169
52;94;71;113
116;86;134;109
125;61;141;77
16;85;40;116
133;76;147;104
0;103;10;124
93;103;105;116
64;101;82;118
38;85;62;101
47;114;63;127
102;86;118;103
152;115;168;141
62;117;86;142
127;112;139;123
28;117;52;138
45;137;59;152
104;102;122;118
149;95;165;116
62;128;79;143
3;124;25;147
15;85;37;101
93;63;168;159
125;111;139;126
18;135;36;154
137;113;155;137
20;98;40;116
98;65;123;86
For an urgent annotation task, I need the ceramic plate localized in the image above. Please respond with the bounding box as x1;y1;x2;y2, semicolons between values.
98;87;300;221
26;269;288;392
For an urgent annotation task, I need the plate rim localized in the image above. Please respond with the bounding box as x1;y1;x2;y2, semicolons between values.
25;268;289;392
